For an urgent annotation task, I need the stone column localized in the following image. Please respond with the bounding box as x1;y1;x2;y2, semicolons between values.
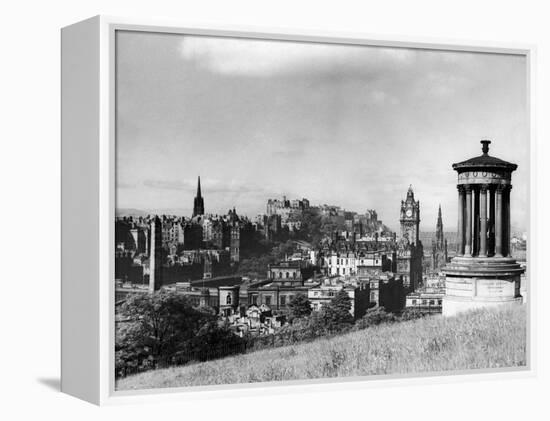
473;186;479;256
464;185;473;257
504;186;512;257
495;185;504;257
457;185;465;256
479;185;488;257
489;187;495;256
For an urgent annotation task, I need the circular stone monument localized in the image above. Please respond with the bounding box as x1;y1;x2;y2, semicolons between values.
442;140;524;316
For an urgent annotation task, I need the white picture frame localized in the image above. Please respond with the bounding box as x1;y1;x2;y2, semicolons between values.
61;15;536;405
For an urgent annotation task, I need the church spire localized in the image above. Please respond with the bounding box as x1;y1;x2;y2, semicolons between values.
192;175;205;217
436;204;444;247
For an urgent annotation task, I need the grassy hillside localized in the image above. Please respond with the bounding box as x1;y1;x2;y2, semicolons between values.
116;304;526;390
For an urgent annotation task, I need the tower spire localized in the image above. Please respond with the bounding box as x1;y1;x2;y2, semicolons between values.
192;175;205;217
436;204;444;247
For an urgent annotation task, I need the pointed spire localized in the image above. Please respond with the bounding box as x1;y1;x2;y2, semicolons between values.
192;175;205;217
436;204;444;247
197;175;202;198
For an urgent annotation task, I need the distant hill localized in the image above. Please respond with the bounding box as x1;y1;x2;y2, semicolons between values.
117;304;526;390
115;208;150;217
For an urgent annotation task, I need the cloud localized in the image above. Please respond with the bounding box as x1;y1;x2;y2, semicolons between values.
179;35;416;76
142;178;265;194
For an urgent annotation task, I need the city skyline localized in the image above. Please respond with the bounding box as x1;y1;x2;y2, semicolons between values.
116;31;528;232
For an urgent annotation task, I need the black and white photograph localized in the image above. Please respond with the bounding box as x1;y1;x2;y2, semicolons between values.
5;0;550;418
113;30;529;391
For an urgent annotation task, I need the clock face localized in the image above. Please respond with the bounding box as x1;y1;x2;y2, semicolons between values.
406;209;413;217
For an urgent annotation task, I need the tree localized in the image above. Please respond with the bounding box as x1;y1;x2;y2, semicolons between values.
288;293;312;321
115;290;215;375
184;320;246;362
322;289;354;332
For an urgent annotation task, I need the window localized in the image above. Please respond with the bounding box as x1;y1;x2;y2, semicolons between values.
370;292;376;301
438;300;442;306
252;295;258;305
343;268;346;275
429;300;435;305
279;272;282;278
265;296;271;306
286;272;289;278
280;296;286;306
226;294;232;305
422;300;427;305
293;272;297;278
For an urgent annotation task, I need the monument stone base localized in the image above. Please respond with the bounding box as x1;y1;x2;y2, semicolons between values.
442;256;524;317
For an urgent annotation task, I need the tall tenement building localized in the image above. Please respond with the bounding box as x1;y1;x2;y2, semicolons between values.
192;176;205;217
442;140;524;316
431;205;448;273
397;186;423;291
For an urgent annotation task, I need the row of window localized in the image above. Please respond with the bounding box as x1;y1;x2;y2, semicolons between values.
273;271;298;279
410;299;443;306
249;294;294;306
332;259;380;265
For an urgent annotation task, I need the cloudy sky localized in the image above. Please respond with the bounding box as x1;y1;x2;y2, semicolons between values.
115;30;528;232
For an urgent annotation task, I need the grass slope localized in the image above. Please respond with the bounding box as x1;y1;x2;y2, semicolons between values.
116;304;526;390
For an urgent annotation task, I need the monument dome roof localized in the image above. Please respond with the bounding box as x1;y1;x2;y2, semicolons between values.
452;140;517;172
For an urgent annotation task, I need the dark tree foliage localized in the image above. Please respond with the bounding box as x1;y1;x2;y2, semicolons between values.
183;320;247;362
115;291;244;377
353;306;396;330
321;289;354;332
287;293;312;322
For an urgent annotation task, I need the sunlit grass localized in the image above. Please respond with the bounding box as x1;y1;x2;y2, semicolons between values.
116;304;526;390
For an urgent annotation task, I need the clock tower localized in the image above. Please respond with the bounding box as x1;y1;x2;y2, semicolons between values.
400;185;420;245
397;186;423;291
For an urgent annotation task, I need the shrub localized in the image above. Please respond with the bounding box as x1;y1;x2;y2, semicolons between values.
354;307;396;330
399;308;430;321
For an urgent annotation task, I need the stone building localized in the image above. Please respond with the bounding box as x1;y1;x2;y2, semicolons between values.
405;287;444;313
325;249;395;276
247;277;310;314
442;140;525;316
307;278;370;319
267;260;303;286
266;196;310;216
